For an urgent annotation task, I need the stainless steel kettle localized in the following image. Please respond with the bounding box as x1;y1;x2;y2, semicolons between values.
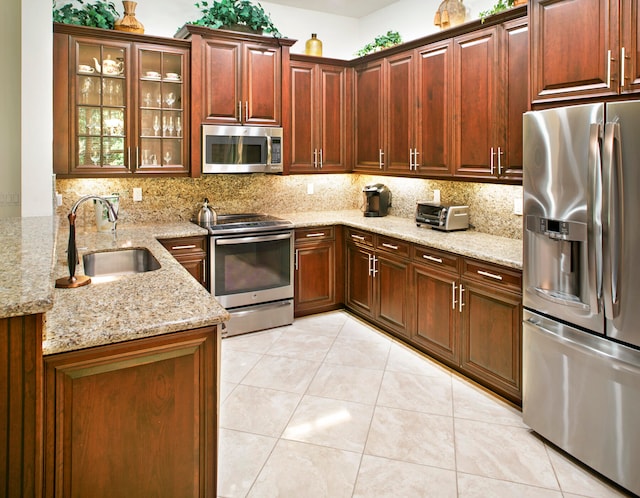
197;198;216;226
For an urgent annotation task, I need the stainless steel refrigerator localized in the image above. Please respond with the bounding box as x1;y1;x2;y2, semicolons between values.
523;101;640;496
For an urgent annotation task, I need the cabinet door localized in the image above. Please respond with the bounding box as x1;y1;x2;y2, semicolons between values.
459;280;522;403
203;38;242;124
243;42;281;125
354;61;385;171
385;52;415;175
318;65;350;172
136;45;189;174
454;27;500;179
412;265;458;365
416;40;454;177
375;254;411;339
159;236;207;288
295;240;336;315
530;0;618;103
44;327;218;497
290;62;316;172
621;0;640;93
499;19;528;181
70;38;131;175
345;242;374;318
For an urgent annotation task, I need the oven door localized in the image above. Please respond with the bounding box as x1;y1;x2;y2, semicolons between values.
210;230;294;309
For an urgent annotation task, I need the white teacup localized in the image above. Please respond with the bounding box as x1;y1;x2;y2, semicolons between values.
165;72;180;79
146;71;160;78
79;64;93;73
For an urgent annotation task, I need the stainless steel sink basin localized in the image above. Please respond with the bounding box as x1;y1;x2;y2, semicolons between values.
83;248;161;278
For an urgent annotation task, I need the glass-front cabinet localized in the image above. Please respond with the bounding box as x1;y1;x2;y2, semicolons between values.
54;24;190;176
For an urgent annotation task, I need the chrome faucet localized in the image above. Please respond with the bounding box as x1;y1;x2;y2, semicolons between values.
55;195;119;289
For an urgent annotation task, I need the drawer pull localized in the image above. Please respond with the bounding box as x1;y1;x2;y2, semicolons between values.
171;244;197;250
423;254;443;264
305;232;326;238
382;243;399;250
351;234;366;241
452;282;457;309
477;269;503;281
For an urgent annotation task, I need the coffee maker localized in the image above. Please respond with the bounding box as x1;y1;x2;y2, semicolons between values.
363;184;392;217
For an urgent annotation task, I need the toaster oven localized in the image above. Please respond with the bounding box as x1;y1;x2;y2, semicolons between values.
416;202;469;231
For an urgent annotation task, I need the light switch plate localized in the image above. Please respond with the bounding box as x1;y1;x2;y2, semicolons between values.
513;197;523;215
307;183;314;195
133;187;142;202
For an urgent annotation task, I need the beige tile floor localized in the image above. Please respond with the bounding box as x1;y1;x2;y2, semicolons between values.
218;311;633;498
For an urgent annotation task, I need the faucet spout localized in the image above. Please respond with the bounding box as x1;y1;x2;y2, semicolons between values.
55;195;119;289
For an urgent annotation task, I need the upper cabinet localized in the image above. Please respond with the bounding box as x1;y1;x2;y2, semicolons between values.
530;0;640;103
288;56;352;173
353;12;527;183
53;24;190;177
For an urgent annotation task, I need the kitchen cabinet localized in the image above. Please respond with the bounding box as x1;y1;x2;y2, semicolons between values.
1;314;42;498
289;57;352;173
159;236;208;289
530;0;640;103
453;18;528;181
294;226;343;316
354;60;385;171
53;24;190;177
345;229;411;339
43;326;219;498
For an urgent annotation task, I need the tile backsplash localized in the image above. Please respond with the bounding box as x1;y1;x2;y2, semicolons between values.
56;174;523;239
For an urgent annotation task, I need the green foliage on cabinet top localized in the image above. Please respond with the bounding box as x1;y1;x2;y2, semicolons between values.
52;0;120;30
189;0;282;37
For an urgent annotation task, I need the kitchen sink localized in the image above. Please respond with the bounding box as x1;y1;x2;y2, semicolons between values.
83;248;160;278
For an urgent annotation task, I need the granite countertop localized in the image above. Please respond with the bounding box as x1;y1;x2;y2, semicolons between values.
0;216;58;318
43;222;229;356
280;210;523;269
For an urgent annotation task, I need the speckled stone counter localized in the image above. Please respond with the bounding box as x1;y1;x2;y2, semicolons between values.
43;222;229;356
279;210;523;269
0;216;57;318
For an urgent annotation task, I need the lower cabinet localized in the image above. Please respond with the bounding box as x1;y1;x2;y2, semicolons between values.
294;226;343;317
345;229;411;340
159;236;208;289
43;326;219;498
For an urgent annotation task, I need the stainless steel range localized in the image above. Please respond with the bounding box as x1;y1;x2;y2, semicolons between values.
197;213;294;337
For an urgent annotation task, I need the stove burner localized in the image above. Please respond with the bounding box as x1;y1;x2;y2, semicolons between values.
194;213;293;234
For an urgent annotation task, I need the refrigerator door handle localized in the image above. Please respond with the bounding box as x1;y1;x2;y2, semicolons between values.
602;121;623;319
587;123;603;314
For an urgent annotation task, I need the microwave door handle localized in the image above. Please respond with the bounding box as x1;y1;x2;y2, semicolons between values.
266;135;272;165
216;232;291;246
587;123;603;314
602;121;622;319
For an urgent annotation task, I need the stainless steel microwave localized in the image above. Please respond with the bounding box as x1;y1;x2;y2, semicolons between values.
202;125;283;174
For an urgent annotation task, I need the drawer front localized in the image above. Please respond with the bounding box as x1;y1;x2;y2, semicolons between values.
295;226;335;242
345;228;374;247
462;258;522;291
413;245;460;273
375;235;410;259
159;236;207;255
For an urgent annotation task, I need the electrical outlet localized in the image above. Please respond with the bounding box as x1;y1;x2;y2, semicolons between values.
513;197;523;215
433;189;441;203
307;183;314;195
55;192;63;207
133;187;143;202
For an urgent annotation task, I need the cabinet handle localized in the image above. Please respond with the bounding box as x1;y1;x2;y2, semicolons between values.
295;249;299;270
171;244;197;250
351;234;365;241
477;269;503;281
409;148;414;170
135;147;139;169
238;101;242;121
379;149;384;169
490;147;495;175
202;259;206;283
319;148;323;169
423;254;443;264
621;46;627;89
452;282;458;310
127;147;131;169
497;147;503;176
607;49;612;88
245;101;249;121
372;255;378;277
313;149;318;168
305;232;325;238
368;253;373;276
414;149;420;169
459;284;465;312
382;243;399;250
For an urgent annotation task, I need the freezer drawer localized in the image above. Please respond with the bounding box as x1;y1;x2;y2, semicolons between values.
523;310;640;496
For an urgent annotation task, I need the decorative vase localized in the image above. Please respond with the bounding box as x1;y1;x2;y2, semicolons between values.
513;0;527;5
434;0;467;29
114;1;144;34
305;33;323;57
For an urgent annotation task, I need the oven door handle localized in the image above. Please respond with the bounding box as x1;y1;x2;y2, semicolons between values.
215;232;292;245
